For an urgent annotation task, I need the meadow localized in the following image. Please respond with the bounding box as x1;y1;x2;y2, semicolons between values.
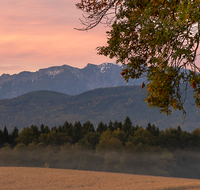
1;167;200;190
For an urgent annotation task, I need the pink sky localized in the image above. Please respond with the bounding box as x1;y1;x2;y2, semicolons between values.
0;1;200;76
0;0;115;75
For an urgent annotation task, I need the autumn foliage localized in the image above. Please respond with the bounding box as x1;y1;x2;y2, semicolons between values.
76;0;200;116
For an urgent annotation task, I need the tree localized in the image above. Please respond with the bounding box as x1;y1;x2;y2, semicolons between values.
30;125;40;140
122;116;132;133
17;126;39;145
97;129;123;151
0;129;3;147
40;124;45;134
40;124;50;134
157;127;183;149
146;123;160;137
11;126;19;146
76;0;200;116
97;121;107;133
113;120;122;130
132;127;156;147
62;121;72;133
73;121;82;143
76;132;100;149
113;128;127;145
81;121;95;138
108;120;114;131
3;126;8;143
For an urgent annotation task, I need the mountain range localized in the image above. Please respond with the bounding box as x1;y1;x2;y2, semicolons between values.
0;86;199;132
0;63;146;99
0;63;199;132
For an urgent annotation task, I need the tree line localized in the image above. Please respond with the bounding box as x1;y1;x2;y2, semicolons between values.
1;117;200;179
1;117;200;150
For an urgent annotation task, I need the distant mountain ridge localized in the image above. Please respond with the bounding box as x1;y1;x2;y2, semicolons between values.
0;63;146;99
0;86;199;132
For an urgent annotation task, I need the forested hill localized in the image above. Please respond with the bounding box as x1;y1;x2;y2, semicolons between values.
0;85;199;132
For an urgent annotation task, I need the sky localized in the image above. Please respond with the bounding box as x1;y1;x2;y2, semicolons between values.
0;0;114;75
1;1;200;76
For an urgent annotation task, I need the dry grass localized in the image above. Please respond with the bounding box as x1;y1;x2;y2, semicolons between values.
1;167;200;190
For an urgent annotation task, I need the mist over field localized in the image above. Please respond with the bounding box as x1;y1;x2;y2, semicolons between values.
1;143;200;179
1;116;200;180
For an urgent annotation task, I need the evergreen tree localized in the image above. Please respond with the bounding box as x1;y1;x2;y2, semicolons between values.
11;126;19;146
57;125;63;133
30;125;40;141
108;120;114;132
97;122;107;133
3;126;8;143
66;123;74;138
40;124;50;134
0;129;3;147
73;121;82;143
40;124;45;134
113;120;122;131
62;121;71;133
44;126;50;134
122;117;132;133
146;123;160;137
51;126;57;132
81;121;95;138
177;126;182;132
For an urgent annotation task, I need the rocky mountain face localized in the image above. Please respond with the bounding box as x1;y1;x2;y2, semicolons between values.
0;63;146;99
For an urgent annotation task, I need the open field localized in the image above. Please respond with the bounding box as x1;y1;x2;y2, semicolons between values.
1;167;200;190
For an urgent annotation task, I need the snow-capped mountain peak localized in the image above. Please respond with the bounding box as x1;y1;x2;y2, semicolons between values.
46;69;63;76
98;63;114;73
